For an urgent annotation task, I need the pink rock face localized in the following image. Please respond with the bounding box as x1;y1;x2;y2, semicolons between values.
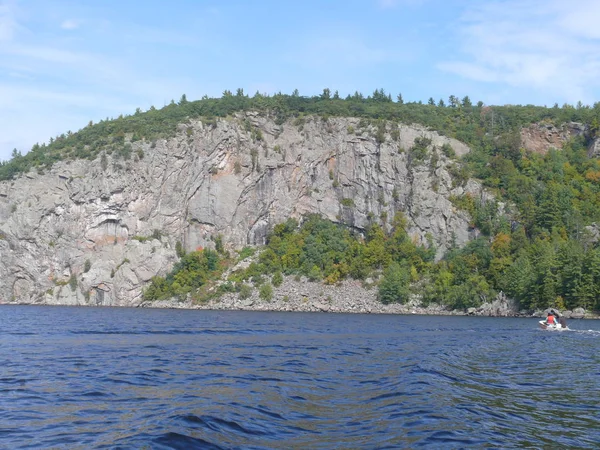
520;122;587;155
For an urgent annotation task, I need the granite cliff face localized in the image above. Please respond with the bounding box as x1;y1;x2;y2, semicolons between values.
0;114;482;306
520;121;587;154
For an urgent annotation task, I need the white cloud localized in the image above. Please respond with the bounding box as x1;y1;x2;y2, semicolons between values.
0;81;135;161
378;0;398;8
0;2;200;161
377;0;425;8
557;2;600;39
60;19;79;30
437;62;499;84
0;0;19;42
438;0;600;104
4;43;91;64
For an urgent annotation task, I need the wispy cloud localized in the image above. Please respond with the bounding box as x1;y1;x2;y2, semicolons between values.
0;0;205;160
378;0;398;8
3;43;91;65
558;2;600;39
0;0;19;42
438;0;600;104
376;0;426;8
60;19;79;30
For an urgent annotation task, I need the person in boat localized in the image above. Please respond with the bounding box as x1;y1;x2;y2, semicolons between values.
545;311;557;326
558;315;568;328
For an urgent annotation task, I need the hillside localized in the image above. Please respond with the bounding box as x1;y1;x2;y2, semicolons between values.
2;91;600;313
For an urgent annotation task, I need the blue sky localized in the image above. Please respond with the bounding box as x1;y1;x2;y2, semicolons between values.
1;0;600;162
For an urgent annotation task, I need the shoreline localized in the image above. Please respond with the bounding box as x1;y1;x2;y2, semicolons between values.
140;277;600;320
142;278;485;315
4;300;598;320
4;277;598;319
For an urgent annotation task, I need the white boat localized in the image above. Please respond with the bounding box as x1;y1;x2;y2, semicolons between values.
538;319;568;330
539;309;569;330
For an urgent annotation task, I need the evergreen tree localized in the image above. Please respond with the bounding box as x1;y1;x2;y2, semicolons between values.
378;262;410;304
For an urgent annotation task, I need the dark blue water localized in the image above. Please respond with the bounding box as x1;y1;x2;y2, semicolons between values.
1;306;599;449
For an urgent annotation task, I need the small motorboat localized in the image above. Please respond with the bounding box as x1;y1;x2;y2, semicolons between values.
539;320;568;330
539;320;569;330
539;308;568;330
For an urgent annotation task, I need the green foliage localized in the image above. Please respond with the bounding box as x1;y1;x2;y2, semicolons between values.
441;143;455;158
410;136;431;162
251;273;265;286
237;246;255;260
259;283;273;301
69;274;78;291
272;271;284;287
143;249;223;301
228;213;433;294
83;259;91;273
115;143;132;160
214;234;224;254
450;194;476;217
238;283;253;300
3;88;598;184
133;231;162;243
447;163;470;187
100;152;108;171
378;262;411;304
375;121;386;144
110;258;130;278
175;241;185;258
420;239;494;309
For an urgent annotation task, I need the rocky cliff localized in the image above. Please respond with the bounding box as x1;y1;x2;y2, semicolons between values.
520;121;587;154
0;113;482;306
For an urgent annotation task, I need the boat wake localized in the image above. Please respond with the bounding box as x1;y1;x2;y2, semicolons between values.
570;329;600;336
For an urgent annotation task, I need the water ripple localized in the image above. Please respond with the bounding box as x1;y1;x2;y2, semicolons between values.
0;306;599;448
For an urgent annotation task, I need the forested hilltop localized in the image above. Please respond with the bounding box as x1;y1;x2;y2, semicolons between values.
3;89;600;313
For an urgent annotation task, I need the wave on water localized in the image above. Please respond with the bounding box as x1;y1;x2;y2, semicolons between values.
67;328;258;336
113;432;226;450
572;328;600;335
1;308;599;449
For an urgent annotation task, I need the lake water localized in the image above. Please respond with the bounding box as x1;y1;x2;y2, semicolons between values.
1;306;599;449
